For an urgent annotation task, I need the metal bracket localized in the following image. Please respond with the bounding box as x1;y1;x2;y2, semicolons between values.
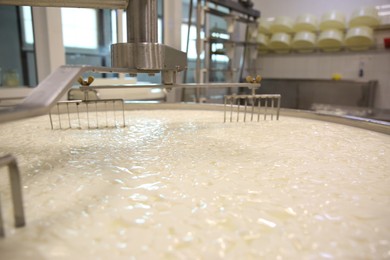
0;154;25;238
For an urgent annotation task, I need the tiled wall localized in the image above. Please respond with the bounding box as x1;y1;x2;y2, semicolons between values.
256;43;390;110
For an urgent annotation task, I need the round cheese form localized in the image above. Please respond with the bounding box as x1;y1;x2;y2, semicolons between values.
270;33;291;53
349;6;380;28
0;110;389;259
345;26;374;51
320;10;346;31
294;14;318;32
317;29;344;52
269;16;294;34
292;31;316;52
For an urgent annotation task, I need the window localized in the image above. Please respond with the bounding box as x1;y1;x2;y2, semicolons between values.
21;6;34;45
20;7;99;49
210;31;229;62
61;8;98;49
181;24;204;60
111;10;163;44
111;10;117;43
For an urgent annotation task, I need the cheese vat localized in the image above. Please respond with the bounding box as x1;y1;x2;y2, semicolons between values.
0;104;389;259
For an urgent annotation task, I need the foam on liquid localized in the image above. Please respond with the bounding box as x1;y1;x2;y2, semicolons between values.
0;110;389;259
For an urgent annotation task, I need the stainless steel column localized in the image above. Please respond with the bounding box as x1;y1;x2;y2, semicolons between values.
127;0;157;43
111;0;187;79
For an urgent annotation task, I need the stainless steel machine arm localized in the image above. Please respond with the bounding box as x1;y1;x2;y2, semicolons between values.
0;0;128;9
0;65;260;124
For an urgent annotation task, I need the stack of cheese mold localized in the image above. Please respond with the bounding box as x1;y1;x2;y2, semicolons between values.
317;10;345;52
292;14;317;53
294;14;318;32
349;6;380;28
292;31;316;53
317;29;344;52
345;7;378;51
345;26;374;51
269;16;294;34
319;10;346;31
269;32;291;53
259;6;380;54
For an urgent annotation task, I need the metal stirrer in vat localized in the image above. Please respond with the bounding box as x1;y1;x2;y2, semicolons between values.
224;75;281;123
48;76;126;130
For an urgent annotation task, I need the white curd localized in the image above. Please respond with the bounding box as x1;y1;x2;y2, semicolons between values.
0;110;389;259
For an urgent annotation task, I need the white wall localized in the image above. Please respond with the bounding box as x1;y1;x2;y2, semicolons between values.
252;0;390;110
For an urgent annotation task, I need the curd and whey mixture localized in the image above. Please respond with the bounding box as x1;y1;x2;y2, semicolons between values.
0;110;389;259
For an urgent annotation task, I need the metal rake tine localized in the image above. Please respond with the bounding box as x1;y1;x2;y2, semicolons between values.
223;96;227;123
50;99;129;131
76;102;81;129
86;102;90;129
222;94;281;123
121;101;126;127
113;101;117;126
49;112;54;130
105;101;108;128
237;98;240;122
251;96;255;122
244;97;247;122
95;101;99;128
276;95;281;120
66;102;71;128
230;97;233;123
57;103;62;129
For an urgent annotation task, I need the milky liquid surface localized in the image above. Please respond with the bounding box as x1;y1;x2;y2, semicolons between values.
0;110;389;259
